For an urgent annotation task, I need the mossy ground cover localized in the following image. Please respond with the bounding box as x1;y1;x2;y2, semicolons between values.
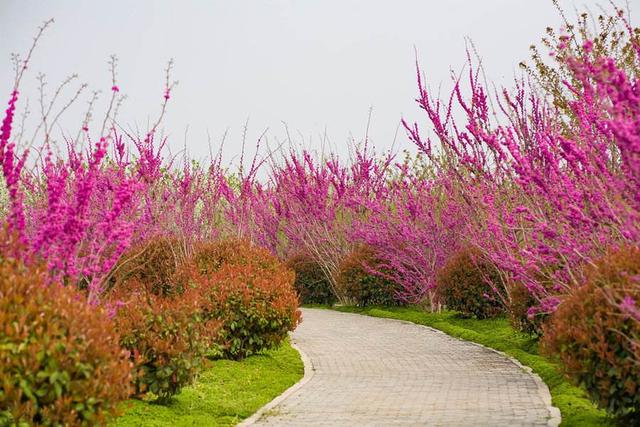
330;305;614;427
112;340;303;427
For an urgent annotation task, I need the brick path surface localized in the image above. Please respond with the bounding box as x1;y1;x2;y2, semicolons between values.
248;308;559;427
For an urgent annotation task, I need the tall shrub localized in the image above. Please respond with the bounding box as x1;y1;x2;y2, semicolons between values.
404;15;640;319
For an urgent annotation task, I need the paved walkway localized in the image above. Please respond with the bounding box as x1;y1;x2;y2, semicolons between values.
246;308;559;427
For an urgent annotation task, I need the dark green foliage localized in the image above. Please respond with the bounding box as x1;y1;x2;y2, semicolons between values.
507;282;546;336
436;247;504;319
337;245;400;307
287;253;336;305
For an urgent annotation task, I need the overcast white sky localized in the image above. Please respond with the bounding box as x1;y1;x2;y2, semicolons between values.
0;1;635;164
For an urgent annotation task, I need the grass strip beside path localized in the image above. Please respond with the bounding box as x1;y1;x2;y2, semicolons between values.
112;340;303;427
332;306;613;427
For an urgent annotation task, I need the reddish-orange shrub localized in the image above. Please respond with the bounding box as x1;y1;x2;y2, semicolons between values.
111;236;187;297
543;246;640;421
336;245;401;307
436;247;504;319
190;239;281;274
178;239;301;360
0;256;132;426
286;252;336;305
190;263;301;360
110;282;217;402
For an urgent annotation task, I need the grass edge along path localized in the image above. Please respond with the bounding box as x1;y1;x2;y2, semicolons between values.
330;305;613;427
111;339;304;427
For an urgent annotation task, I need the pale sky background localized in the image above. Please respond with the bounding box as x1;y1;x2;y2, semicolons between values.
0;1;635;165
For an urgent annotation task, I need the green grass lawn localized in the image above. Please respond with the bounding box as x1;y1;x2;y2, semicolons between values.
111;340;303;427
330;305;614;427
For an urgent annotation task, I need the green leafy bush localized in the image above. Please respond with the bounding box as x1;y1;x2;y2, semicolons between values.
336;245;400;307
543;245;640;422
286;252;336;305
110;283;216;403
181;239;301;360
0;255;132;426
436;247;504;319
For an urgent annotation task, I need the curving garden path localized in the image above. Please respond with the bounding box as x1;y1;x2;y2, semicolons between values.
242;308;560;427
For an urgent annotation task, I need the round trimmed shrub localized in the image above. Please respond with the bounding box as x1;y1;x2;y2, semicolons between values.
286;252;336;305
110;283;216;403
543;245;640;421
507;281;545;335
112;236;186;297
189;239;281;274
436;247;504;319
336;245;400;307
0;256;132;426
180;239;301;360
199;264;300;360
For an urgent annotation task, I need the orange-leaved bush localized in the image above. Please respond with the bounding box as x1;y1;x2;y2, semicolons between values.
180;239;301;360
336;245;401;307
193;264;301;360
0;253;132;426
543;246;640;421
286;252;336;305
436;247;504;319
190;239;281;274
111;236;188;297
110;281;217;403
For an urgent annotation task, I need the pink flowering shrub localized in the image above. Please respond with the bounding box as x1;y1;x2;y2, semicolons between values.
352;158;464;305
0;24;181;302
258;148;392;303
403;27;640;319
26;139;144;301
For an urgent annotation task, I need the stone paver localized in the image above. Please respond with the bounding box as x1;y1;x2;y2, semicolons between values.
247;308;559;427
